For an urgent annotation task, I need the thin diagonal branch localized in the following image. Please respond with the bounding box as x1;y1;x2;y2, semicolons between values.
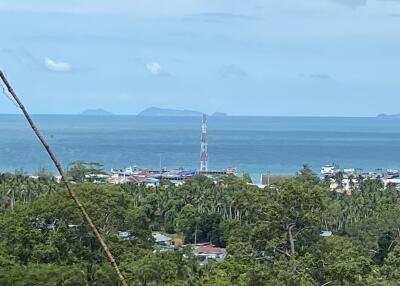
0;70;128;286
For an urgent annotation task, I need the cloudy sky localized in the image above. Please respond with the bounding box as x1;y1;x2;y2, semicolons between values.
0;0;399;116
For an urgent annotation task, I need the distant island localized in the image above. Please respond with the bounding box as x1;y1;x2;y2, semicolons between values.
78;107;227;116
80;109;114;116
377;113;400;118
138;107;227;117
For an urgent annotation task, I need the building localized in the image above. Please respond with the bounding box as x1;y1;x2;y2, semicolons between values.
383;178;400;190
108;174;140;185
152;232;173;251
320;230;333;237
143;177;160;187
193;243;227;266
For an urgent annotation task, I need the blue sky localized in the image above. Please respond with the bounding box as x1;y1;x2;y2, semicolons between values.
0;0;399;116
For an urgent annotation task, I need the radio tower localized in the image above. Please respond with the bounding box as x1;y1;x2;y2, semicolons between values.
200;114;208;173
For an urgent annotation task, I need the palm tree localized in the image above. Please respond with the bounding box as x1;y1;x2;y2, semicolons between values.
347;174;355;195
335;171;344;190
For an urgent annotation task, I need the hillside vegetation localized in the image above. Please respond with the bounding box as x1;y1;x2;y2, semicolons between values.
1;166;400;285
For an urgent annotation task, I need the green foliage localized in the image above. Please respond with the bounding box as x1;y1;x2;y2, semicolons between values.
67;161;106;182
0;185;152;264
35;167;53;180
175;204;199;243
305;237;370;285
0;264;87;286
2;168;400;285
0;173;60;209
242;173;252;184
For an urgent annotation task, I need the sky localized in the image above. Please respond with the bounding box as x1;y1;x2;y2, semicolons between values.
0;0;399;116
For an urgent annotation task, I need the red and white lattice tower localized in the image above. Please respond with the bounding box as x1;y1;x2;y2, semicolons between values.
200;114;208;173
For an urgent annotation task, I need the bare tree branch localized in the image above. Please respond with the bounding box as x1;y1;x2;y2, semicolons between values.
288;223;296;257
0;71;128;286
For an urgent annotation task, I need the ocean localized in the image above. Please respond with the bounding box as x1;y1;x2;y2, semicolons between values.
1;114;400;181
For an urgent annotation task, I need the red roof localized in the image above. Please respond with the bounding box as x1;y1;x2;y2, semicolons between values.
195;244;226;255
132;175;146;182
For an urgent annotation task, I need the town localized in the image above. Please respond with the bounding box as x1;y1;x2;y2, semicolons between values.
320;164;400;195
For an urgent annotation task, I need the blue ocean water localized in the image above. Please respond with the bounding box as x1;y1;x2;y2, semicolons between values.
1;115;400;180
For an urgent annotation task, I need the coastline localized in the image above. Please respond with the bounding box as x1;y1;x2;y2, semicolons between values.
2;115;400;179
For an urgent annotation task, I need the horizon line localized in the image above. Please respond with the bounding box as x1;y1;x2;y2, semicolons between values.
0;112;392;118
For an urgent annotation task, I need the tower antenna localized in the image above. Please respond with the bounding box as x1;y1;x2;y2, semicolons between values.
200;114;208;173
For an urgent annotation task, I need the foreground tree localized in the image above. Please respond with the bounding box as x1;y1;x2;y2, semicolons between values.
67;161;106;182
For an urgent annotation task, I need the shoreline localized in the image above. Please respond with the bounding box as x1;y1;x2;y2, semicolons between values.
2;113;400;119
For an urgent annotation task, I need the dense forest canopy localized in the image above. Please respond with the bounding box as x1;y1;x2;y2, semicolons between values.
1;165;400;285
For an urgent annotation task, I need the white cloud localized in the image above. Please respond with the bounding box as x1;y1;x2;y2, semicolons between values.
146;62;162;75
44;57;72;72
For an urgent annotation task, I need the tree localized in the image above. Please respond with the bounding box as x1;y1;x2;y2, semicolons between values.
242;173;252;184
0;184;152;271
306;237;370;285
66;161;106;183
3;165;400;284
35;167;53;180
381;244;400;281
175;204;200;243
335;171;344;190
296;164;319;185
263;178;328;258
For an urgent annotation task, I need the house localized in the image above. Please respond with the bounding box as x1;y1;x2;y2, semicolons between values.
118;231;138;241
152;232;173;250
321;165;337;177
170;180;184;186
177;170;197;179
320;230;333;237
193;243;227;266
383;178;400;190
329;176;359;195
108;174;140;185
143;177;160;187
85;173;109;184
118;231;130;239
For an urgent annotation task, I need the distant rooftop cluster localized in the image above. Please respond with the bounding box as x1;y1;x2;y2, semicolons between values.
321;164;400;195
107;166;236;187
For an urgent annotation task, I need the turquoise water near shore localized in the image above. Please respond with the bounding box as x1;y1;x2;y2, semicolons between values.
1;115;400;179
